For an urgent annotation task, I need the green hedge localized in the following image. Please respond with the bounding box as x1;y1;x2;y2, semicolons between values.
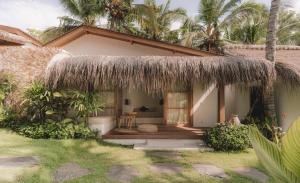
205;124;250;151
3;119;96;139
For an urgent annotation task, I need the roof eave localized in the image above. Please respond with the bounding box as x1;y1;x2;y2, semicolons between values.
0;25;42;46
44;25;219;57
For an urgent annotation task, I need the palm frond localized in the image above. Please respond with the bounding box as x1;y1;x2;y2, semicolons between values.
60;0;81;16
249;126;299;183
219;0;240;17
281;117;300;180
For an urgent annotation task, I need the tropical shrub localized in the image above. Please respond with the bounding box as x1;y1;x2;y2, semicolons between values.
205;124;250;151
1;82;103;139
15;119;96;139
0;73;16;123
22;82;103;123
22;82;53;122
22;82;70;123
242;116;273;139
0;74;14;104
70;91;103;123
249;117;300;183
0;107;17;125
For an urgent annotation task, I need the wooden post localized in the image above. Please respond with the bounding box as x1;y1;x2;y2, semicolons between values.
189;88;193;127
218;85;225;123
163;92;168;126
115;88;123;127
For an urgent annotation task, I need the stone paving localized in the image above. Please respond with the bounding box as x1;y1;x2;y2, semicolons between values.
150;163;183;174
192;164;230;179
53;163;92;182
0;155;269;182
233;167;269;183
0;156;39;167
107;165;140;183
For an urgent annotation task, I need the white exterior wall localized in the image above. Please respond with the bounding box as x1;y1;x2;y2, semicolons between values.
88;116;116;136
62;34;187;56
225;85;250;121
192;84;250;127
277;85;300;131
192;84;218;127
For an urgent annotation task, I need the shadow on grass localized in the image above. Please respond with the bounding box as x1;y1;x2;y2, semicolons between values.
1;135;136;182
0;129;270;183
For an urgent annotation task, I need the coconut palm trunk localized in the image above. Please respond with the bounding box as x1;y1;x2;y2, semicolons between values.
265;0;281;125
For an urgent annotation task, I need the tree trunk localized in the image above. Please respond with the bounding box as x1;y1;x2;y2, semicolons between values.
265;0;281;125
266;0;281;62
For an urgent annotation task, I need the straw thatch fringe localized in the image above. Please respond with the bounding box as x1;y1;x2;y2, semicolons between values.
276;62;300;87
0;30;31;45
45;55;276;93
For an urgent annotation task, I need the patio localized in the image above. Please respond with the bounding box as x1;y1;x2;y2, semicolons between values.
102;125;206;139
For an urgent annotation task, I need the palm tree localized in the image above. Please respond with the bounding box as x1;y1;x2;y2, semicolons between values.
180;17;203;47
103;0;135;32
180;0;262;51
60;0;104;26
42;0;105;42
134;0;186;40
292;31;300;46
277;10;300;45
264;0;281;125
225;4;269;44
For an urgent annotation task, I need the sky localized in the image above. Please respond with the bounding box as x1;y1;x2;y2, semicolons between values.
0;0;300;32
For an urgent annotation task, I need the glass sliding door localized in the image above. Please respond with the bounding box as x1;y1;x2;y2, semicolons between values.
165;92;189;125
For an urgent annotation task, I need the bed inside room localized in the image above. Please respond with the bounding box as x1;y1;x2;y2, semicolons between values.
122;88;164;125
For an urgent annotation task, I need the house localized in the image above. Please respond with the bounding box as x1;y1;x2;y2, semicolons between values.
1;25;298;142
43;26;277;139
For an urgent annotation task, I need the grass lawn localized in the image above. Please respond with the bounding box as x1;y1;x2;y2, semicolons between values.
0;129;272;183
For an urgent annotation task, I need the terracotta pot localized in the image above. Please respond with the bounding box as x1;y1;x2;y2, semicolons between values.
231;114;241;125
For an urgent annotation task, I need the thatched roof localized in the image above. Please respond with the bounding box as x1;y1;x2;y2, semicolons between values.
0;46;59;101
45;55;275;93
0;25;41;46
0;30;33;46
225;44;300;86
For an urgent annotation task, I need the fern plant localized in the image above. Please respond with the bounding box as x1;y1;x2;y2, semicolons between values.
249;117;300;183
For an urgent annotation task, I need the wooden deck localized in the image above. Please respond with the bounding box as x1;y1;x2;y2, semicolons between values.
102;125;206;139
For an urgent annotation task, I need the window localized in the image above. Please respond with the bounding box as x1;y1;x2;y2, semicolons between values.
166;92;189;125
95;91;115;116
